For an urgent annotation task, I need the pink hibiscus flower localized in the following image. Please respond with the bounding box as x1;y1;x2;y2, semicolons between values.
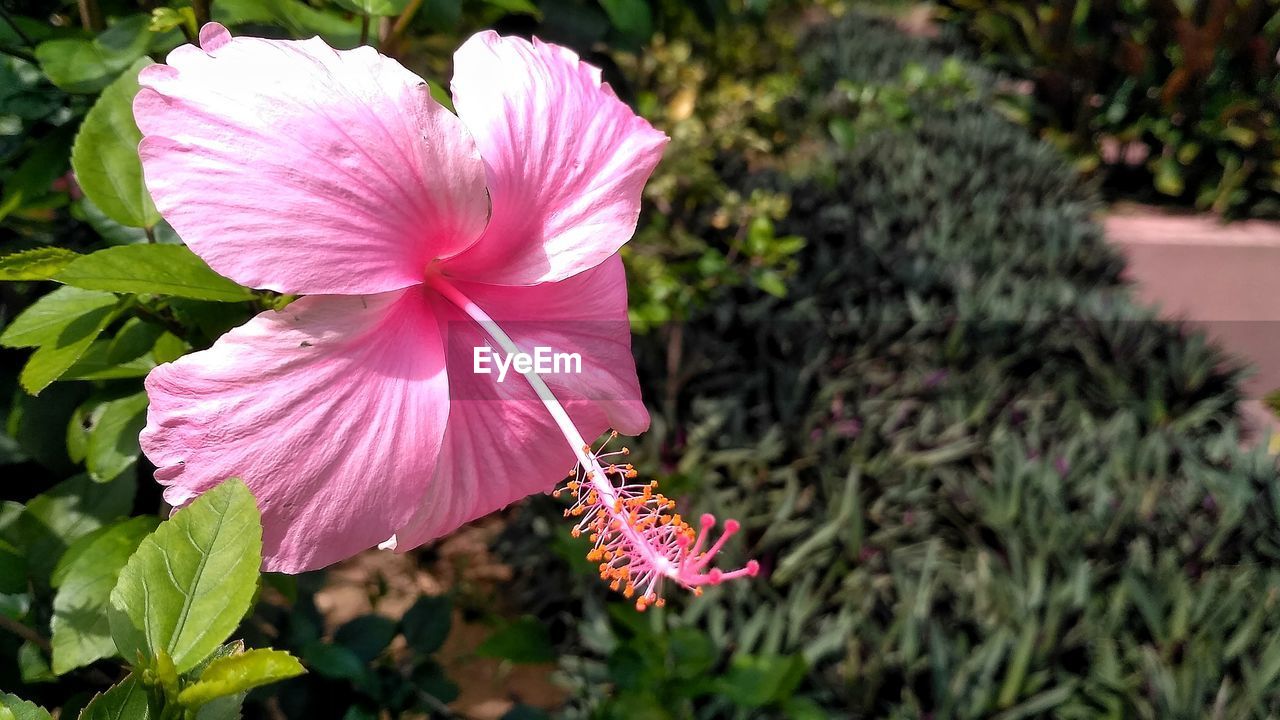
136;23;755;607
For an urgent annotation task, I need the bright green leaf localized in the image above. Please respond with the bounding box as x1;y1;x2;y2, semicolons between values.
51;516;158;674
178;648;305;708
0;287;118;348
86;391;148;482
0;248;81;281
78;674;154;720
0;693;51;720
71;58;159;229
55;245;253;302
35;16;153;94
0;286;120;394
18;641;55;683
109;478;262;672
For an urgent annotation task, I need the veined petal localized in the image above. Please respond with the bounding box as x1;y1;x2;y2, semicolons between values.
140;288;449;572
439;31;668;285
393;256;648;548
135;23;488;296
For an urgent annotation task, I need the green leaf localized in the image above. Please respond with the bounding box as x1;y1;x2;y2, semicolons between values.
480;0;541;17
0;248;81;281
0;693;51;720
0;287;118;348
0;539;26;594
50;516;158;674
715;654;807;708
71;58;159;229
300;641;365;680
0;287;121;394
78;674;154;720
55;245;253;302
334;614;396;662
330;0;411;16
35;16;153;94
475;617;554;664
109;478;263;673
402;594;451;654
178;648;305;708
9;473;135;585
599;0;653;42
86;391;148;482
18;641;55;683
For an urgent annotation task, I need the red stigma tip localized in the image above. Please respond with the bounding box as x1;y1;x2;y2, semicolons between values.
700;513;716;528
723;519;740;533
746;559;760;576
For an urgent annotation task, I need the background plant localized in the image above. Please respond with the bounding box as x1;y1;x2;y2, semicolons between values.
938;0;1280;218
496;11;1280;719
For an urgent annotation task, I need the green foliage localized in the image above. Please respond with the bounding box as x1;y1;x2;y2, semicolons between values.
499;12;1280;718
109;479;263;673
0;478;301;719
939;0;1280;218
69;58;159;230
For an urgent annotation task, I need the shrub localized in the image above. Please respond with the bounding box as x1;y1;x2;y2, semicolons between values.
938;0;1280;218
500;13;1280;718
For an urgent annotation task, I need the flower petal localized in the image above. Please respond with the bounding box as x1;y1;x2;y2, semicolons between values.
135;23;488;295
393;256;648;548
140;288;449;572
439;31;668;285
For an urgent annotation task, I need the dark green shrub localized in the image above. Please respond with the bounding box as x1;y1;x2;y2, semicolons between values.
939;0;1280;218
500;14;1280;719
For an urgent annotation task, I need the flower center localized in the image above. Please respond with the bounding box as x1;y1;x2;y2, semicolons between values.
427;275;757;610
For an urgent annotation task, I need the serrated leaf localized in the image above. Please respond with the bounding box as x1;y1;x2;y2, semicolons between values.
86;391;148;482
51;516;158;674
178;648;304;708
109;478;262;673
55;245;253;302
71;57;158;229
0;693;51;720
35;16;152;94
78;674;154;719
0;248;81;281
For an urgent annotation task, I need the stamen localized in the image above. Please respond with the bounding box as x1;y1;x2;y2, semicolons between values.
425;275;756;612
558;434;758;609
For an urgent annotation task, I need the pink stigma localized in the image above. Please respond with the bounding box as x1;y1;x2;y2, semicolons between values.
554;432;758;611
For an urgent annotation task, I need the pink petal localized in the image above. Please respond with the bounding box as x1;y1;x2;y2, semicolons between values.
141;288;449;572
393;256;648;548
135;23;488;296
439;32;668;285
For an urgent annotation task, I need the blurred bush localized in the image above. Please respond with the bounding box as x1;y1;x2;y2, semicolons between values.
938;0;1280;218
498;12;1280;718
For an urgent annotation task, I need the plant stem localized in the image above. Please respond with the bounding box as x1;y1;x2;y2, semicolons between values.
359;13;370;46
382;0;425;57
193;0;211;28
77;0;104;31
0;615;50;652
